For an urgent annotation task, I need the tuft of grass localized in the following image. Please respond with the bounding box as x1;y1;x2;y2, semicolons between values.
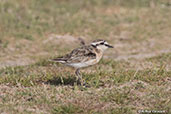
101;88;131;104
109;107;133;114
52;104;84;114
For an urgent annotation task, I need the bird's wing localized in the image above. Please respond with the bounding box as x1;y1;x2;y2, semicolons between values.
51;54;70;63
52;45;97;63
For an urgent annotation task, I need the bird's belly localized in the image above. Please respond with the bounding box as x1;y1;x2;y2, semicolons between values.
68;63;90;68
85;59;99;65
68;58;101;68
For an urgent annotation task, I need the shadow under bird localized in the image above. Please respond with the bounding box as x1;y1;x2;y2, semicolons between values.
51;39;113;86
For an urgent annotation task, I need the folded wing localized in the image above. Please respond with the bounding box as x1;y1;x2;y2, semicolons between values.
52;45;96;64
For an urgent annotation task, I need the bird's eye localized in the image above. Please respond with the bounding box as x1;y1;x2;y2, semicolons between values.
100;42;104;45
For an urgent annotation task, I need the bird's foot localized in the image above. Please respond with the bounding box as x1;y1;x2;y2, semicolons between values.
76;78;90;88
82;82;90;88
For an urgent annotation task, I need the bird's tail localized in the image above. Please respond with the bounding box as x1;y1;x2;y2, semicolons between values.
49;58;66;63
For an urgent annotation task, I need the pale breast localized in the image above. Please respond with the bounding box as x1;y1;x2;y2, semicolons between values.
84;51;103;66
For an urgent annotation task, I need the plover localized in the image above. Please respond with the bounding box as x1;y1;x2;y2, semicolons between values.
51;39;113;85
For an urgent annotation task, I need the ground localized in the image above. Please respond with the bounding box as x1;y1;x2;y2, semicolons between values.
0;0;171;113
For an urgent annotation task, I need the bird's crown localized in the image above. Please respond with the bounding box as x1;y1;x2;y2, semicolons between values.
91;39;113;49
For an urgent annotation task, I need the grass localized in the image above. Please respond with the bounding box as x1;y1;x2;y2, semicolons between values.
0;0;171;113
0;54;170;113
1;55;170;87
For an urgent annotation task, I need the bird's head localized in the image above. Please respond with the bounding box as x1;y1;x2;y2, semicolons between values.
91;39;113;51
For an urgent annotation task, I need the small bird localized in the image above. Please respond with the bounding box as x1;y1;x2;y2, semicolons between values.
51;39;113;85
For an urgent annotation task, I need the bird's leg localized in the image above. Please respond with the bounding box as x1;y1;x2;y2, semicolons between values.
75;69;84;86
75;68;82;83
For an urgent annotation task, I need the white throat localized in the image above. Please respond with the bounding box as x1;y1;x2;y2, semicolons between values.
96;45;108;52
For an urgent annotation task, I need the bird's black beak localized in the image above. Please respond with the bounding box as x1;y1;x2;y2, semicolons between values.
105;44;114;48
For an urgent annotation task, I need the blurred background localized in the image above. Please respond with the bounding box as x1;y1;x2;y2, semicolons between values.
0;0;170;68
